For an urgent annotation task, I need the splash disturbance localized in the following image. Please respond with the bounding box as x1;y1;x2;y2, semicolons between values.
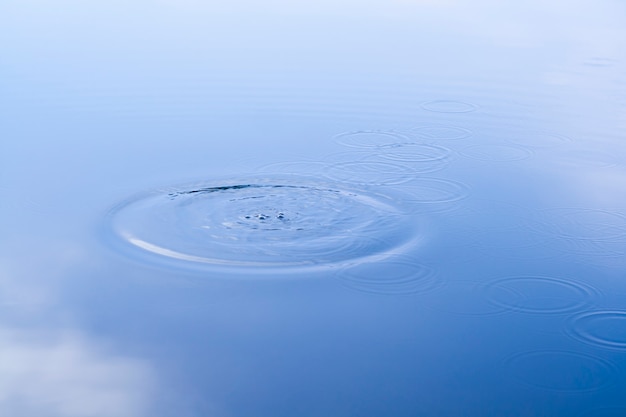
105;177;418;270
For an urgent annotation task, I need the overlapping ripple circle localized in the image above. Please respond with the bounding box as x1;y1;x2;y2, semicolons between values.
106;176;418;271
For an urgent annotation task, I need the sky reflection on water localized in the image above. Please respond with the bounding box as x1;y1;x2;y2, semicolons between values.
1;0;626;416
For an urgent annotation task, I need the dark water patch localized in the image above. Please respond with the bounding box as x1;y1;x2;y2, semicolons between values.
567;311;626;351
334;130;411;149
104;176;419;271
335;256;443;296
459;144;534;162
505;130;573;149
421;100;478;113
503;350;618;392
410;124;473;141
484;276;601;315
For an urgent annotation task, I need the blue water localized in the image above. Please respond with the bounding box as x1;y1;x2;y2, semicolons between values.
2;1;626;416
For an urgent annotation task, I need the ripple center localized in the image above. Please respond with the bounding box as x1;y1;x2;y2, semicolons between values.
104;176;419;271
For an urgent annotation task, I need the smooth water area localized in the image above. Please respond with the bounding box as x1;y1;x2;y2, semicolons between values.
1;1;626;416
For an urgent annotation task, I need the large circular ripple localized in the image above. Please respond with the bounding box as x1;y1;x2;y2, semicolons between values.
567;311;626;350
104;176;419;271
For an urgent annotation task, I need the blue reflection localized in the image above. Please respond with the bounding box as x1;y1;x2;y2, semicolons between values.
1;0;626;415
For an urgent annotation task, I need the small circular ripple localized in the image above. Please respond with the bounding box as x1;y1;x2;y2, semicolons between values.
526;208;626;259
411;124;473;141
552;148;621;168
396;178;470;214
336;256;443;296
257;160;328;176
334;131;411;148
567;311;626;350
505;130;573;149
399;178;470;204
503;350;618;392
378;143;452;163
484;276;600;315
531;208;626;241
421;100;478;113
104;177;418;271
459;144;533;162
323;160;417;185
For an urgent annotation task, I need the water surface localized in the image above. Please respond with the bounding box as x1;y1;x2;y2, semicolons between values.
1;1;626;416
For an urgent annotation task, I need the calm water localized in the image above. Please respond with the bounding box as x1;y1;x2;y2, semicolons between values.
2;1;626;416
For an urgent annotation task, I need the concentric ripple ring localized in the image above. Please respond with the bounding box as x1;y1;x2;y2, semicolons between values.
104;176;420;271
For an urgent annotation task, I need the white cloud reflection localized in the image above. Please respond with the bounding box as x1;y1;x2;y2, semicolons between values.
0;240;158;417
0;329;156;417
